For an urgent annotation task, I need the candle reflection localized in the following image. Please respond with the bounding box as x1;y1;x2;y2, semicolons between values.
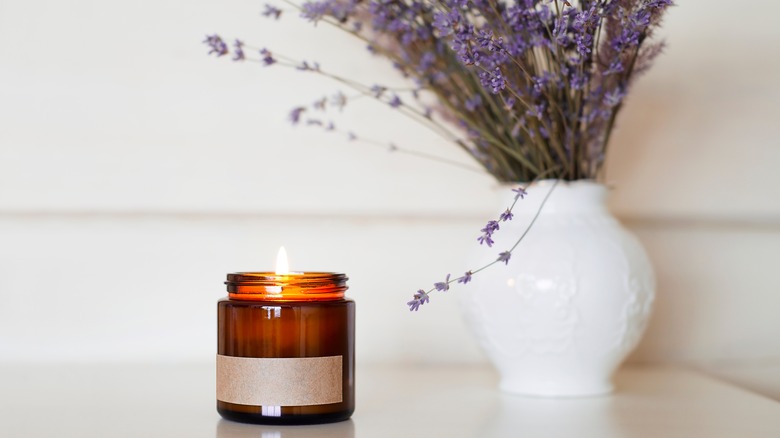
261;406;281;417
216;419;355;438
262;306;282;320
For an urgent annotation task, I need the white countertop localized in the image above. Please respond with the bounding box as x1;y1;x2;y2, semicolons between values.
700;361;780;402
1;363;779;437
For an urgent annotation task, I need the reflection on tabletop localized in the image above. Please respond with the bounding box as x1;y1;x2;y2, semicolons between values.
216;419;355;438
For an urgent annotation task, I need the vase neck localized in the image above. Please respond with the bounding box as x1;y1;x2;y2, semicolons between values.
508;180;608;215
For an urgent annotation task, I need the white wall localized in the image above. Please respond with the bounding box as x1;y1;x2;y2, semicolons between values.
1;1;779;368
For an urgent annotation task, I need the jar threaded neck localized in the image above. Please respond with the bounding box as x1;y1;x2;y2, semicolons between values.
225;272;348;301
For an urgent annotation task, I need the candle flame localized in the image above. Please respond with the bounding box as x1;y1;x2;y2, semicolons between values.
275;246;289;275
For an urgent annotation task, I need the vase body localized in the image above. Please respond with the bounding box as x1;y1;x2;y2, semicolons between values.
460;180;655;397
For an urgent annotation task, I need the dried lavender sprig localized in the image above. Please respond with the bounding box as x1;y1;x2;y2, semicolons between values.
306;88;430;119
274;0;496;163
296;121;487;174
406;289;430;311
247;58;510;180
270;2;462;136
262;4;284;19
407;180;559;311
229;48;469;150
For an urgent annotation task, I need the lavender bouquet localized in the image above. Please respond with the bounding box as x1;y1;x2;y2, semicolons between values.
205;0;673;309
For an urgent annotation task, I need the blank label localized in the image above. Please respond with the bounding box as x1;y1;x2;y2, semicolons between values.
216;355;343;406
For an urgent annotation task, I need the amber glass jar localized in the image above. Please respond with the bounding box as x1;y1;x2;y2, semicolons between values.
217;272;355;425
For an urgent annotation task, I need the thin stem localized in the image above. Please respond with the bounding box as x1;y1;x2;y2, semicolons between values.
508;179;559;252
347;132;487;174
248;57;469;153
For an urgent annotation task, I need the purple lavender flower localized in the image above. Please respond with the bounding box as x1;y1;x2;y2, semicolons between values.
418;52;436;73
464;94;482;112
478;220;500;247
204;34;228;56
458;47;479;66
497;251;512;265
572;5;598;56
570;70;588;90
300;1;330;23
479;68;506;94
407;289;430;311
296;61;320;71
313;97;327;111
573;6;594;30
458;271;473;284
526;103;545;120
611;27;640;53
371;85;386;98
289;107;305;125
574;32;593;56
260;48;276;66
432;10;459;37
604;88;626;108
262;4;282;20
503;97;515;110
604;60;624;75
532;75;550;96
552;13;569;46
646;0;675;14
434;274;451;292
389;95;402;108
500;209;513;222
476;30;502;52
232;39;245;61
412;289;430;305
512;187;527;200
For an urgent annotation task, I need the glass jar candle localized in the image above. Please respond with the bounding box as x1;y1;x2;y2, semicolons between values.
217;272;355;425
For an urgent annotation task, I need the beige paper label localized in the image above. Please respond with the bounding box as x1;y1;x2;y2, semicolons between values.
216;355;343;406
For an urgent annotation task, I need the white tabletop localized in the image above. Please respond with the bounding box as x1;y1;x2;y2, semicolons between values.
1;363;779;437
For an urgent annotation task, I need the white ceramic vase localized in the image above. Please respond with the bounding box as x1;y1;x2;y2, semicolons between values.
460;180;655;397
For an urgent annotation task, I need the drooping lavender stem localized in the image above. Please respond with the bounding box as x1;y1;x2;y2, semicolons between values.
407;180;559;311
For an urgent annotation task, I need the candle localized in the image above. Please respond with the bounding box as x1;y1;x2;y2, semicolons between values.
216;247;355;425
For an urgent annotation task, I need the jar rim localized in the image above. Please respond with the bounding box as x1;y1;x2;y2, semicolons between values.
225;272;348;301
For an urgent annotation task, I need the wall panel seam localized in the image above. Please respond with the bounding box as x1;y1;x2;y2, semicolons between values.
2;211;780;230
